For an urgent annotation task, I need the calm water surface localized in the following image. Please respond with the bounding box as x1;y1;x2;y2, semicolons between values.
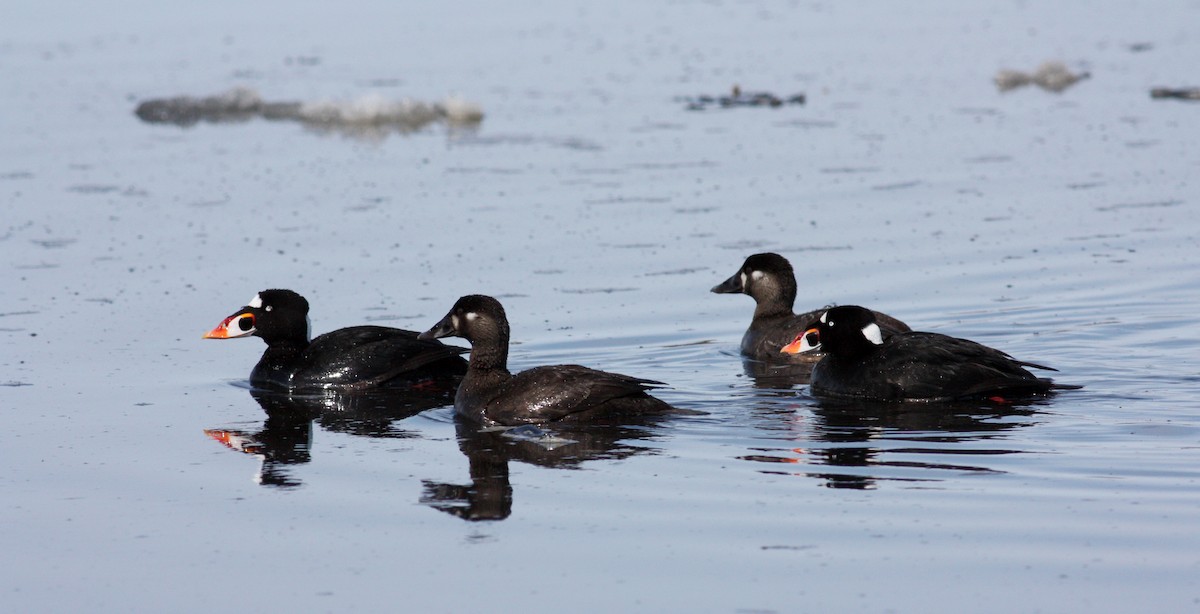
3;1;1199;611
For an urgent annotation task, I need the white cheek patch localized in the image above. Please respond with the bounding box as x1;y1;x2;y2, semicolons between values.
248;294;263;309
861;322;884;345
465;312;479;322
750;270;764;281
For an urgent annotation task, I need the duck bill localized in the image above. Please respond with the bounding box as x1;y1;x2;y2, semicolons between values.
710;271;743;294
418;313;456;340
780;328;820;354
203;312;255;339
204;428;263;454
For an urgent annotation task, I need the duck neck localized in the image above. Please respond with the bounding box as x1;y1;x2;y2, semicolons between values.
466;333;511;377
262;336;309;360
752;297;794;321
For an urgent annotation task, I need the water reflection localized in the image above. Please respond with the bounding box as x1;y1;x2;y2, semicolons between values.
206;387;454;488
421;418;665;521
740;394;1043;490
741;357;812;389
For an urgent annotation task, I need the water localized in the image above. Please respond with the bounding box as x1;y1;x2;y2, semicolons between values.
3;1;1199;611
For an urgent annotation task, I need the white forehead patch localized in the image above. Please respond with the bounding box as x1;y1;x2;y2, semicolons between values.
819;311;828;324
861;322;884;345
750;270;764;281
465;312;479;321
248;294;263;309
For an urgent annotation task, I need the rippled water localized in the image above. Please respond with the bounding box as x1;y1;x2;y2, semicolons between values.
3;1;1199;611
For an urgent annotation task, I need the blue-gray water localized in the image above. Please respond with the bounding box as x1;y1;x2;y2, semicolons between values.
3;1;1199;611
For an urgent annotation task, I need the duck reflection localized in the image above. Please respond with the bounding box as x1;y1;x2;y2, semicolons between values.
739;392;1042;490
741;357;812;389
205;386;454;488
421;417;666;521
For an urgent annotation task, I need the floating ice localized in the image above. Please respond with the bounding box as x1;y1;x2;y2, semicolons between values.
994;61;1089;93
134;87;483;139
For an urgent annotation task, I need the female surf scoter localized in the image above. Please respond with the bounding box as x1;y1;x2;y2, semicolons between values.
204;289;467;392
786;305;1076;402
418;294;673;425
711;252;911;361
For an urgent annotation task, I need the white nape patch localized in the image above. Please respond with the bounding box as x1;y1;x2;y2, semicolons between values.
247;294;263;309
861;322;884;345
465;312;479;321
819;311;828;324
750;270;764;281
305;315;312;341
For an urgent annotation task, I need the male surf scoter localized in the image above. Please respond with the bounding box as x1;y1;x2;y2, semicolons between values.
204;289;467;392
418;294;673;425
711;252;910;361
787;305;1077;402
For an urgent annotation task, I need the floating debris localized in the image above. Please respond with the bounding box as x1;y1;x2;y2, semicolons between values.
1150;87;1200;101
994;61;1089;93
134;87;484;138
679;85;806;111
498;424;578;450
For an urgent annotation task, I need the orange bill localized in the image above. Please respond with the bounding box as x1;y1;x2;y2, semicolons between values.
203;313;254;339
780;328;820;354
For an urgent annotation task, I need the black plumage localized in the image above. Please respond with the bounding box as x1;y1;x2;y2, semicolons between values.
204;289;466;392
807;305;1075;402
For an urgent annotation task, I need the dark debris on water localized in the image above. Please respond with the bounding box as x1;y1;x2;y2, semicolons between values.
679;85;806;111
1150;87;1200;101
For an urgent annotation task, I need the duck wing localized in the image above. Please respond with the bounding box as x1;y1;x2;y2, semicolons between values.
880;333;1054;401
485;365;666;425
295;326;467;390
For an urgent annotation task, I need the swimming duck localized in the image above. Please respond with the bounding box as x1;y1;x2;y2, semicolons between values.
712;253;910;360
418;294;673;425
789;305;1075;402
204;289;466;392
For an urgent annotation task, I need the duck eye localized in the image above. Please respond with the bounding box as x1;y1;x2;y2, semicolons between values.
264;305;273;312
238;315;255;331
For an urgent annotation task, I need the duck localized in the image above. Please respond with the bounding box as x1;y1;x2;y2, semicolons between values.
417;294;673;425
788;305;1076;402
203;289;467;392
711;252;911;361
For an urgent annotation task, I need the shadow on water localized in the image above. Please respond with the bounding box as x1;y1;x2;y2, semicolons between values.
737;389;1047;490
420;416;667;522
205;386;455;488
